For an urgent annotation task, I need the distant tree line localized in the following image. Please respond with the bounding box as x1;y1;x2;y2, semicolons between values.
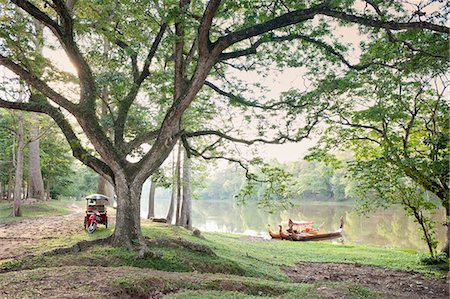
196;158;357;202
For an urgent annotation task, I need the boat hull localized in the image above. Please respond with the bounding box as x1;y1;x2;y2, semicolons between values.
291;231;342;241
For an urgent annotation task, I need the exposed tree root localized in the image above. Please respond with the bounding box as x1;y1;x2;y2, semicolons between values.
0;235;216;274
42;236;112;256
146;237;216;256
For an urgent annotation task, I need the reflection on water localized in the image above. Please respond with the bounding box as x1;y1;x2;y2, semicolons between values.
141;193;446;252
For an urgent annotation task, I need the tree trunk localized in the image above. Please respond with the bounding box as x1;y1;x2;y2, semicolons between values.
7;142;14;201
441;205;449;257
166;184;176;224
166;149;177;224
146;180;156;219
180;148;192;230
27;113;45;200
97;175;107;195
110;174;144;249
96;84;110;197
13;112;24;217
105;180;115;204
46;173;51;200
175;142;182;226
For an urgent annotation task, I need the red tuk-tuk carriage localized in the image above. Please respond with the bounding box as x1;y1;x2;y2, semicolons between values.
84;194;108;233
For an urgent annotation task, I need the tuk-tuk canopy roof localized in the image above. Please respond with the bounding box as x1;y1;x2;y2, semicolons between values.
85;194;109;201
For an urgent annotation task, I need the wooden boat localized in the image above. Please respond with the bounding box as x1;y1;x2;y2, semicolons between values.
279;225;293;241
290;217;344;242
267;224;281;239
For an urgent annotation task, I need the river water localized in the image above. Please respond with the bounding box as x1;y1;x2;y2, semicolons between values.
140;193;446;252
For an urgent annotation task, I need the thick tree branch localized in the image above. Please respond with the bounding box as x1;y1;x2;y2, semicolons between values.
331;113;384;135
219;33;400;70
184;128;313;145
214;4;448;53
364;0;448;59
124;129;160;155
11;0;63;36
139;23;168;82
0;54;78;113
52;0;74;32
204;81;309;110
0;97;114;182
182;136;257;181
175;1;190;102
214;5;322;51
13;0;97;108
219;38;265;61
114;23;167;147
114;39;139;81
198;0;221;56
322;8;449;34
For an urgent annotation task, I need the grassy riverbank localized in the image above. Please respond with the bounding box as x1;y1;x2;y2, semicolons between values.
0;200;75;224
0;201;448;298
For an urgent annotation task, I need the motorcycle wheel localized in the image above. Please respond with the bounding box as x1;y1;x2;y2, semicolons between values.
87;222;97;234
105;220;108;228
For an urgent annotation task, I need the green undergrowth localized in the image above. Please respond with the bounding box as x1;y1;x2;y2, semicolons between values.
0;200;74;224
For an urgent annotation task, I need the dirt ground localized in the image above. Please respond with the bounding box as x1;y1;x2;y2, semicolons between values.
0;204;448;298
0;203;84;261
283;262;449;299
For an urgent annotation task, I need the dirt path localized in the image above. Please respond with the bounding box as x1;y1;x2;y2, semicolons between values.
284;262;449;299
0;203;84;261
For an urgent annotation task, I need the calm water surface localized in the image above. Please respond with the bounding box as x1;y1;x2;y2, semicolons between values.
140;192;446;252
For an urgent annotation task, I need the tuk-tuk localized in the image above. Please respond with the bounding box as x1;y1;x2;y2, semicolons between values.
84;194;108;234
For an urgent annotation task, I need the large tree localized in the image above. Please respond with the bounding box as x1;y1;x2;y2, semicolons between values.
0;0;447;248
306;20;449;253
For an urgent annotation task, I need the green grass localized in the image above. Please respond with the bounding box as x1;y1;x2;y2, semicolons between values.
0;208;447;298
175;231;447;279
0;200;74;224
2;220;446;279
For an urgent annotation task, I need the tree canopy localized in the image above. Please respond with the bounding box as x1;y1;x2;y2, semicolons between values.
0;0;447;248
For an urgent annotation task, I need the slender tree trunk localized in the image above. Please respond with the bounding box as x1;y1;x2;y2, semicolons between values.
441;205;449;256
22;182;27;199
13;113;24;217
166;185;176;224
412;210;436;257
175;142;182;226
46;173;51;200
180;148;192;230
166;149;176;224
111;173;144;249
0;181;2;200
27;113;45;200
146;180;156;219
7;169;12;201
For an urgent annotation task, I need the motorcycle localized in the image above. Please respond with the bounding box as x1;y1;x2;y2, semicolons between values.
83;194;108;234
